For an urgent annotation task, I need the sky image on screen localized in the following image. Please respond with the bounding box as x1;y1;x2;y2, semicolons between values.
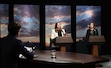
14;5;40;43
45;5;71;46
76;5;101;39
0;4;9;38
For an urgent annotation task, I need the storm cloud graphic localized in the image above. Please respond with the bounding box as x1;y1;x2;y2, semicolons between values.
76;5;101;37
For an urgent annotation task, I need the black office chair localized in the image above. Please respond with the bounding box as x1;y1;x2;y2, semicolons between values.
23;41;37;51
50;38;60;51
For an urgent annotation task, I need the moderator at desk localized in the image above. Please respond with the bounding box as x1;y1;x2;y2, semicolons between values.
19;50;109;68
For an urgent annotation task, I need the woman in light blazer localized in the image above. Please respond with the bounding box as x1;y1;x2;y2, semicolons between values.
50;22;66;50
51;22;66;39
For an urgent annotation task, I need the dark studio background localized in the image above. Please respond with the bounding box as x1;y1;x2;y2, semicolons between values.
0;0;111;55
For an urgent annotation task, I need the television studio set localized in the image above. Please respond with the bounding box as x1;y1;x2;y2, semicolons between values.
0;0;111;68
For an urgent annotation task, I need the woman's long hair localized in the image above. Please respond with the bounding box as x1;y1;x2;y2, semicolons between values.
55;22;62;32
89;22;96;29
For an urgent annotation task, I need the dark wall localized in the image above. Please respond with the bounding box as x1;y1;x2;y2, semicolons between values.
1;0;111;54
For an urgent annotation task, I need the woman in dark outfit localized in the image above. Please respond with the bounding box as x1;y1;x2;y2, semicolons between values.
86;22;99;54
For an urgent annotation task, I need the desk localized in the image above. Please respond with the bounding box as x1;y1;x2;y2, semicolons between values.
19;50;109;68
55;37;73;52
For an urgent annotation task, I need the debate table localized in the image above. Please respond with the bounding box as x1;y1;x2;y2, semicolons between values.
19;50;109;68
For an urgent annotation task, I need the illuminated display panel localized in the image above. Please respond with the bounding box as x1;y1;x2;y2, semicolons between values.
76;5;101;41
14;5;40;43
0;4;9;38
45;5;71;47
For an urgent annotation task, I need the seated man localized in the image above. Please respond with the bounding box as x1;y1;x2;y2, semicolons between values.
1;22;34;68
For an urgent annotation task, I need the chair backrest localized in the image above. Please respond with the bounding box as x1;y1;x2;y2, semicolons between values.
50;38;59;50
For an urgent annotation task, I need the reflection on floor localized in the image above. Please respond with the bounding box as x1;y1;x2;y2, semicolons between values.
96;55;111;68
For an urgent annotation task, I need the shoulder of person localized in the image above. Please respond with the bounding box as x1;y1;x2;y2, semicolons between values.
87;29;90;31
95;28;98;30
62;28;65;30
52;29;55;31
94;28;98;31
15;38;23;44
52;29;55;30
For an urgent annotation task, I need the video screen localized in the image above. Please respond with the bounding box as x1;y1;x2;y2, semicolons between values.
0;4;9;38
45;5;71;47
14;5;40;43
76;5;101;41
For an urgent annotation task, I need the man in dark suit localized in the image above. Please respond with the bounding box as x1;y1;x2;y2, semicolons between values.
1;22;34;68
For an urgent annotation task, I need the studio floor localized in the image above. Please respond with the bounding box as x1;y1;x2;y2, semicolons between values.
96;55;111;68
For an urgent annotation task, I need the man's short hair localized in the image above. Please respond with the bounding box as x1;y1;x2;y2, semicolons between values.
8;22;21;36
